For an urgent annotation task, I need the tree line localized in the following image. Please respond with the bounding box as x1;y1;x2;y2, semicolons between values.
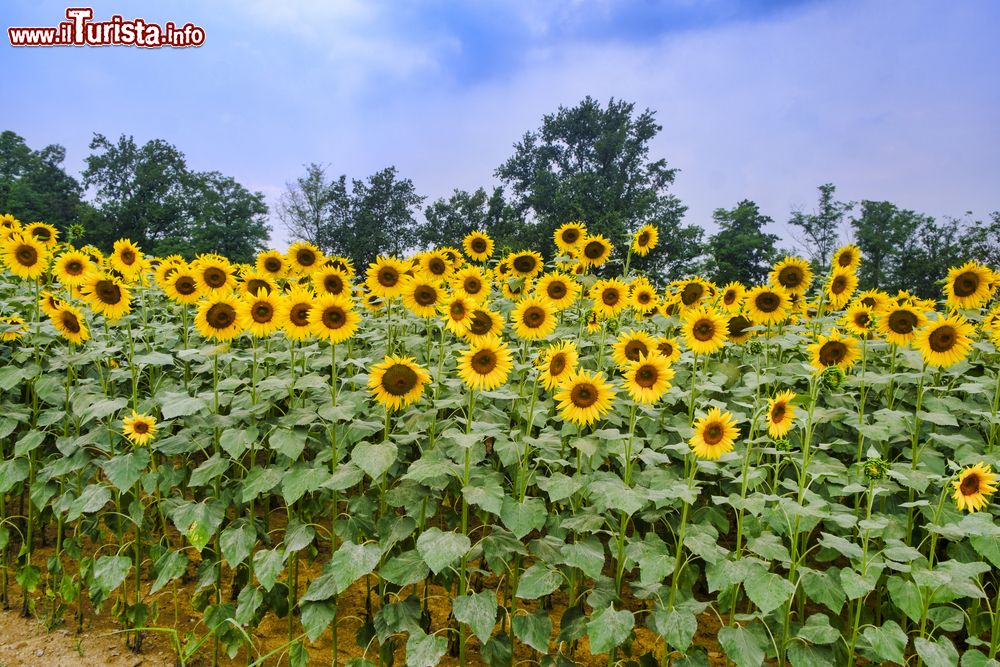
2;96;997;297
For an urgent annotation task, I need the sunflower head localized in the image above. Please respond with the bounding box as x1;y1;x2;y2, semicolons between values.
863;457;889;482
682;306;729;356
944;261;995;310
632;224;658;256
952;463;998;513
770;257;813;295
554;221;587;252
308;294;360;343
287;241;324;275
832;244;862;272
123;411;158;446
745;284;790;325
579;234;613;268
511;297;557;340
553;369;617;426
25;222;59;248
368;355;430;412
766;390;797;439
809;331;860;373
537;341;579;390
195;294;245;341
689;407;740;460
915;314;975;368
458;338;513;391
463;231;494;262
366;256;409;299
624;352;674;404
1;233;49;280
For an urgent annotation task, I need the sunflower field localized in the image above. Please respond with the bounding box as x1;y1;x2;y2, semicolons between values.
1;212;999;667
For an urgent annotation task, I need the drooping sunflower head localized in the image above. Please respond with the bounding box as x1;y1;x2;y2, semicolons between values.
511;297;557;340
463;231;494;262
508;250;544;279
770;256;813;296
825;268;858;310
727;314;755;344
240;290;283;337
287;241;324;275
766;390;797;439
39;290;65;319
553;369;617;426
110;238;144;280
553;221;587;252
195;294;245;341
51;304;89;345
536;272;580;311
579;234;613;268
590;278;629;319
914;313;975;368
832;244;862;272
25;221;59;248
689;407;740;460
745;285;791;325
0;315;27;341
944;261;994;310
682;306;729;356
308;294;360;344
808;330;860;372
718;282;746;313
624;352;674;405
458;337;513;391
1;232;49;280
611;329;658;368
632;224;659;256
368;355;430;412
402;277;443;318
366;256;409;299
0;214;20;235
537;340;579;390
952;463;997;513
122;411;158;447
465;306;504;343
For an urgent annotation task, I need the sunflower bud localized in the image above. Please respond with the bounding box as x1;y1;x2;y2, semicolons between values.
746;339;764;355
863;457;889;482
772;437;792;451
67;223;86;243
820;365;845;390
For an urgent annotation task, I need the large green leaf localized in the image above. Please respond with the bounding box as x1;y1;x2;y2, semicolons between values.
516;563;562;599
351;440;398;479
718;624;767;667
512;608;551;654
586;605;633;654
302;541;381;601
452;591;498;645
862;621;907;664
416;527;471;575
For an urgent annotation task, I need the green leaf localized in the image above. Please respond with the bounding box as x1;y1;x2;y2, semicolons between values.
158;392;206;420
300;601;337;642
150;550;187;595
586;605;634;654
380;549;430;587
101;449;150;492
960;650;1000;667
89;555;131;601
840;568;877;600
513;609;551;654
886;576;923;623
302;541;381;601
188;454;229;487
235;586;263;625
452;591;498;645
537;472;582;503
220;520;256;568
744;567;796;614
800;567;845;613
561;537;605;580
405;630;448;667
241;467;283;503
651;608;697;653
0;458;29;494
14;430;45;456
80;397;128;424
918;410;958;427
914;637;959;667
282;466;327;505
284;520;316;553
796;614;840;645
862;621;907;664
252;547;285;591
818;532;863;560
219;428;254;459
500;496;547;539
718;624;767;667
66;484;111;521
270;428;308;460
516;563;562;599
351;440;398;479
416;527;471;575
289;640;308;667
463;479;504;515
747;532;790;562
170;500;225;553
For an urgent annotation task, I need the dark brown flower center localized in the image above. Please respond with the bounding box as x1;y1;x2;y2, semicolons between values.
31;227;51;241
624;340;648;361
729;315;751;338
449;301;467;319
469;311;492;336
296;249;316;267
66;260;84;275
561;228;581;245
522;306;546;327
175;276;197;296
960;473;981;495
463;277;482;294
702;423;724;445
584;240;605;260
550;353;566;375
378;267;399;287
323;274;345;295
681;283;704;306
831;276;848;294
247;279;271;295
601;288;620;306
264;257;282;273
755;292;780;313
953;271;979;297
658;341;675;356
570;382;598;407
428;258;447;275
888;310;918;335
778;266;802;288
96;280;123;305
252;302;274;323
854;312;870;328
207;303;237;329
512;255;537;274
472;349;497;373
637;231;650;247
133;421;149;434
724;290;737;305
471;238;487;253
61;311;81;334
15;244;38;266
928;325;956;352
289;303;311;327
693;319;716;342
771;403;786;422
414;285;438;306
636;290;652;304
819;341;847;366
203;267;228;288
546;281;567;300
635;364;657;388
837;250;854;267
322;306;347;329
382;364;418;396
120;249;136;265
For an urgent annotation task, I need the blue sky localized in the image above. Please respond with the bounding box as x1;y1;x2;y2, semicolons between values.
2;0;999;250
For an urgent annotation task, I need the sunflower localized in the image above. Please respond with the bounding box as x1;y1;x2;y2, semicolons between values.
153;256;185;289
39;291;65;319
458;338;513;391
24;221;58;248
309;294;360;344
463;231;494;262
280;286;315;341
511;297;557;340
255;250;287;279
164;269;203;305
854;289;889;312
612;329;658;367
554;222;587;253
718;282;746;313
51;250;94;287
944;261;994;310
122;411;158;446
366;256;409;299
653;337;681;364
590;279;629;319
914;314;975;368
842;304;874;338
1;233;49;280
727;315;755;344
440;246;463;268
537;341;579;391
625;277;656;314
81;274;132;321
195;294;245;341
192;256;236;295
287;241;324;275
401;277;444;318
585;310;602;333
465;306;505;343
234;273;274;299
832;244;862;272
326;255;356;278
535;272;580;311
240;290;283;337
50;304;89;345
368;355;430;412
659;298;682;319
579;235;613;268
0;214;20;234
109;239;144;281
0;315;26;342
682;307;729;355
770;256;813;296
554;370;617;426
690;408;740;460
983;305;1000;342
745;285;791;325
441;295;476;335
420;250;453;282
808;330;860;372
509;250;544;279
825;268;857;310
766;390;797;439
631;224;658;257
952;463;997;513
452;266;491;303
624;353;674;404
876;304;927;347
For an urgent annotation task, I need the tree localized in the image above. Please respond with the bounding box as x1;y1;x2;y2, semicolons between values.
707;200;779;285
181;171;270;263
277;163;349;252
344;167;424;265
788;183;853;268
0;130;84;231
495;96;699;280
417;187;528;253
850;201;924;291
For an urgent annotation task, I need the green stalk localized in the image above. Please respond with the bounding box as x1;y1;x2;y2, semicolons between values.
458;389;477;667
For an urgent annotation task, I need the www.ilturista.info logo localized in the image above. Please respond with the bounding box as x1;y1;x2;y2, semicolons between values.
8;8;205;48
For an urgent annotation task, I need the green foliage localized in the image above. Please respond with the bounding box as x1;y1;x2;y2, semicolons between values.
707;199;779;285
787;183;853;268
0;130;85;231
